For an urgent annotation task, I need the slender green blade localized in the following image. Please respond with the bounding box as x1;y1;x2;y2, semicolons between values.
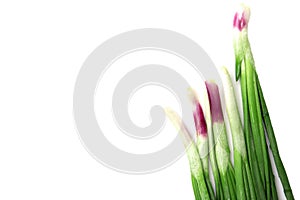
241;56;266;200
256;75;294;200
242;165;250;200
244;57;266;186
245;162;256;199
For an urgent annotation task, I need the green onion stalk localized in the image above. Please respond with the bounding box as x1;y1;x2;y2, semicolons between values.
164;108;210;200
191;88;225;200
203;92;224;200
233;4;294;200
220;66;256;200
188;89;216;200
206;81;236;200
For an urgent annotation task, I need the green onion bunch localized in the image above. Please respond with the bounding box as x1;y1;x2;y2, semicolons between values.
165;4;294;200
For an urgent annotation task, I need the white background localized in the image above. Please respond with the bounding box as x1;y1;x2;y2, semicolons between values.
1;0;299;199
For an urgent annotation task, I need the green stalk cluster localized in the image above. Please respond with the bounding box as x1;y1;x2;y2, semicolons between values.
233;4;294;200
220;67;256;200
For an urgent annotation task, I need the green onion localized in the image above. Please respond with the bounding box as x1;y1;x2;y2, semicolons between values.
200;88;225;200
233;5;270;198
205;81;236;200
188;89;215;200
233;4;294;200
164;4;293;199
164;108;210;200
220;66;256;200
